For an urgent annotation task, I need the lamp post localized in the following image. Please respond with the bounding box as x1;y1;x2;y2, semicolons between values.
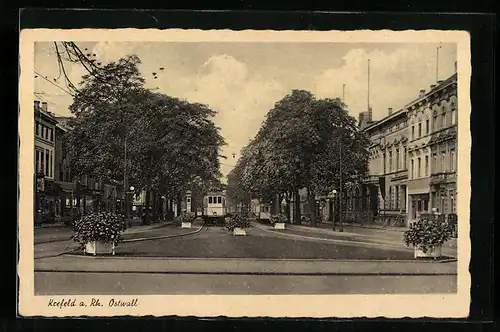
330;190;337;231
124;185;134;228
35;169;45;226
161;195;166;220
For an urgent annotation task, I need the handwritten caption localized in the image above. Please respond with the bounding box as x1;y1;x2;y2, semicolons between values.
48;298;138;309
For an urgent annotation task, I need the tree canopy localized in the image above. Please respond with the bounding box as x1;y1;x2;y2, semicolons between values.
226;89;369;224
64;54;225;204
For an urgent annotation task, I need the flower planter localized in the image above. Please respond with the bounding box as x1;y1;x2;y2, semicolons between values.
274;223;285;230
85;240;115;256
233;227;247;236
414;246;442;258
181;222;192;229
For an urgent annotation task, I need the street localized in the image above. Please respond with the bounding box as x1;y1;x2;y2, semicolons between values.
35;272;457;295
34;221;457;295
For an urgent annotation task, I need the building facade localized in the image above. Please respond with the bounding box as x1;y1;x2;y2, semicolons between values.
358;105;409;223
428;74;458;217
34;100;119;224
354;69;457;226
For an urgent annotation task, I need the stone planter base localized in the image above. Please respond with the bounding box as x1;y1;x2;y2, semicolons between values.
85;241;115;256
274;223;285;230
414;246;442;258
181;222;192;229
233;227;247;236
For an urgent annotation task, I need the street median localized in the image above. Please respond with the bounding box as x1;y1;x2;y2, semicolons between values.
34;256;457;276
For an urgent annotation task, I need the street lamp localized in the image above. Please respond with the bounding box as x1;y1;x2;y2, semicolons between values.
330;190;337;231
35;169;45;226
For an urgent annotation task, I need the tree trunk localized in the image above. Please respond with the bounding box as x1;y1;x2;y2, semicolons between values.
275;193;281;214
307;187;317;227
151;191;157;222
294;188;301;224
285;192;291;223
176;194;182;217
143;189;151;225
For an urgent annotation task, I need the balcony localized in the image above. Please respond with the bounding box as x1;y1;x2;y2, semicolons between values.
390;169;408;182
430;172;457;185
362;175;380;184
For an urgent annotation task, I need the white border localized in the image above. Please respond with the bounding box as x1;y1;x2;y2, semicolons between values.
19;29;471;318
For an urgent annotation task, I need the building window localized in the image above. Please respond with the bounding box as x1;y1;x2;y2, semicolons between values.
40;150;45;173
49;150;53;178
396;148;400;170
208;197;213;204
433;153;437;173
218;196;222;204
418;123;422;137
425;155;429;176
450;149;456;171
35;123;39;136
389;151;393;172
426;119;430;134
417;157;421;178
35;150;40;172
50;128;54;142
433;115;438;131
382;153;386;174
441;113;446;128
45;149;50;176
411;159;414;179
411;126;415;140
404;147;407;169
187;198;191;203
451;108;456;125
441;151;446;172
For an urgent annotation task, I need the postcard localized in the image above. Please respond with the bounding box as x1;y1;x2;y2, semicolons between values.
18;28;471;318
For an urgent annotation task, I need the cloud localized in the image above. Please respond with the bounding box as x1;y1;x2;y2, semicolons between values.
181;55;287;178
34;42;457;178
313;44;456;121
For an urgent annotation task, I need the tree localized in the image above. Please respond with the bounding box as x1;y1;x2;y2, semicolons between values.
230;89;369;226
64;54;226;225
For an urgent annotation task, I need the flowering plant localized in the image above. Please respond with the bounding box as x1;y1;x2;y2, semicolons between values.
225;214;250;231
175;212;196;224
72;212;125;248
403;217;454;253
270;213;287;224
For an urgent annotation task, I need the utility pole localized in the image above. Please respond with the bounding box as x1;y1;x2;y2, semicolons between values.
436;45;441;82
339;136;344;232
123;137;129;229
367;59;371;110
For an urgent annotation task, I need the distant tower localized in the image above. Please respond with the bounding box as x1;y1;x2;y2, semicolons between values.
358;59;373;130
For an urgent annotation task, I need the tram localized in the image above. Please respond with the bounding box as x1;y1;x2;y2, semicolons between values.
202;190;227;225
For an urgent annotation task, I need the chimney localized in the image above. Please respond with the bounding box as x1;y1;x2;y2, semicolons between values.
41;101;48;112
34;100;40;111
437;80;444;85
430;84;436;90
388;107;393;115
419;89;426;97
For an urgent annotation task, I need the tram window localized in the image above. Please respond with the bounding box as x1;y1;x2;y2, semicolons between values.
209;197;213;204
218;197;222;204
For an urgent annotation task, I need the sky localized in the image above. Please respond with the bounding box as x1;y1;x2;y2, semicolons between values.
34;41;457;179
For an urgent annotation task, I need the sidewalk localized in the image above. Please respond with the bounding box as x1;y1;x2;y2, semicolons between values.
256;221;457;258
34;219;174;244
35;255;457;275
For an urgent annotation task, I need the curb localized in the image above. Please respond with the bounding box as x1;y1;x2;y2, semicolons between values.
252;223;412;252
58;255;457;264
34;222;178;245
34;225;203;260
33;269;458;276
121;225;203;243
